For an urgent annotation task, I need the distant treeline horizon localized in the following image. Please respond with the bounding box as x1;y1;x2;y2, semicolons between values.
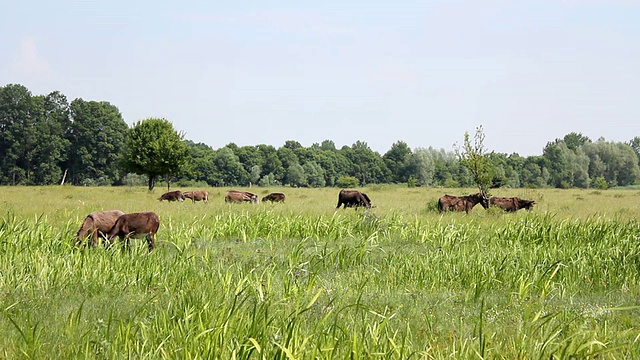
2;83;640;189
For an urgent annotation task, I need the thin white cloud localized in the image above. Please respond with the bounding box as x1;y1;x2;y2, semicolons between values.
9;37;58;84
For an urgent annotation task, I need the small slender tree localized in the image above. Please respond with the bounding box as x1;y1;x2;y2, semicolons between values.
121;118;188;191
454;125;494;195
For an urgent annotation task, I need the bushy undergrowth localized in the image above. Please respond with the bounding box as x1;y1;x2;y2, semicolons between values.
0;186;639;358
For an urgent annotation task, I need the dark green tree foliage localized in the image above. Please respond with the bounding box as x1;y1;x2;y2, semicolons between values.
181;141;217;185
0;84;33;184
213;147;248;186
0;85;70;185
30;92;71;184
304;161;326;187
563;132;591;151
67;99;128;185
3;84;640;189
383;141;412;183
121;118;188;190
344;141;390;185
256;144;282;179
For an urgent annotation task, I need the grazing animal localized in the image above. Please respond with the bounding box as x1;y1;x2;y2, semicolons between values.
183;190;209;203
336;189;372;209
437;192;489;214
158;190;185;202
262;192;286;203
76;210;125;247
489;196;536;212
107;212;160;252
225;190;258;203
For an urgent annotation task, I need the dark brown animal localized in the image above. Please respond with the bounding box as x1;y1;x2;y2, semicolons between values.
489;196;536;212
158;190;185;202
183;190;209;203
262;192;286;203
225;190;258;203
107;212;160;252
438;192;489;214
336;189;372;209
76;210;125;247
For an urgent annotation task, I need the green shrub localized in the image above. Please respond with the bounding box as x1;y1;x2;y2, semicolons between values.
592;176;608;190
336;176;359;188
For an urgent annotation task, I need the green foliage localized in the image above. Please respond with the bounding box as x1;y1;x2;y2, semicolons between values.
258;173;279;186
3;84;640;190
336;175;359;188
454;126;494;193
213;147;248;186
383;140;412;183
286;162;306;187
121;118;189;190
67;98;128;185
407;176;418;187
592;176;608;189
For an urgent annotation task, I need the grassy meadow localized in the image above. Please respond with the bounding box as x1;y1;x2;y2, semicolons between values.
1;185;639;359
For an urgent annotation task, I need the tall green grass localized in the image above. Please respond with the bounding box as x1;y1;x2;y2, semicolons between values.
1;186;639;358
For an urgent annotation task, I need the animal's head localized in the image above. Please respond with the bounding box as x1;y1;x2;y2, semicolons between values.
473;192;490;209
518;198;536;210
359;193;372;208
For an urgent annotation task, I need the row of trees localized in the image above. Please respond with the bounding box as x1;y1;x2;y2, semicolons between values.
2;84;640;189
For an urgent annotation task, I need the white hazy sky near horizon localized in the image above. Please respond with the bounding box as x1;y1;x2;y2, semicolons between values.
1;0;638;156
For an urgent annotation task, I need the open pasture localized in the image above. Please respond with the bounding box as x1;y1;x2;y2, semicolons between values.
1;186;639;358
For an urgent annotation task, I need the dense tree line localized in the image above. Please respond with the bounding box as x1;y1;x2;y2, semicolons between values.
2;84;639;189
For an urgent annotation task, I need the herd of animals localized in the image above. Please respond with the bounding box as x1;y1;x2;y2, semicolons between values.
75;189;535;252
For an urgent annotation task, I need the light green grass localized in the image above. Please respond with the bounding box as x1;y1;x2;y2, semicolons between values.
1;186;639;358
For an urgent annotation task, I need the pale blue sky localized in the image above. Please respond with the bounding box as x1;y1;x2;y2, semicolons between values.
2;0;638;156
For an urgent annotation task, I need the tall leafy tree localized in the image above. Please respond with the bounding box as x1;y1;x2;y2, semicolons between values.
343;141;390;184
405;148;435;186
0;84;32;184
563;132;591;151
454;126;494;194
213;147;248;186
66;99;128;185
286;161;306;187
30;92;71;184
180;141;217;185
628;136;640;166
256;144;282;179
304;161;326;187
383;140;412;183
121;118;188;190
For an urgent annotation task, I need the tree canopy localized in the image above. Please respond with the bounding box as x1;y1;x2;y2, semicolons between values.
2;83;640;190
121;118;188;190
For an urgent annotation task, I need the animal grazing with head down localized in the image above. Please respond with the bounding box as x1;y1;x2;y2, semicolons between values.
225;190;258;203
76;210;125;248
437;192;489;214
158;190;185;202
107;212;160;252
489;196;535;212
183;190;209;203
262;192;286;203
336;189;372;209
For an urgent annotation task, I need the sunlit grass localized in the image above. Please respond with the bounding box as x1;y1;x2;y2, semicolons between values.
0;185;639;358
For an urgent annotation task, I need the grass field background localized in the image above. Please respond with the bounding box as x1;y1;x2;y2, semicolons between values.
1;185;639;358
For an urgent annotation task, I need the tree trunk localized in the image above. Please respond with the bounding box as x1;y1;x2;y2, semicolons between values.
148;175;155;191
60;169;68;185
